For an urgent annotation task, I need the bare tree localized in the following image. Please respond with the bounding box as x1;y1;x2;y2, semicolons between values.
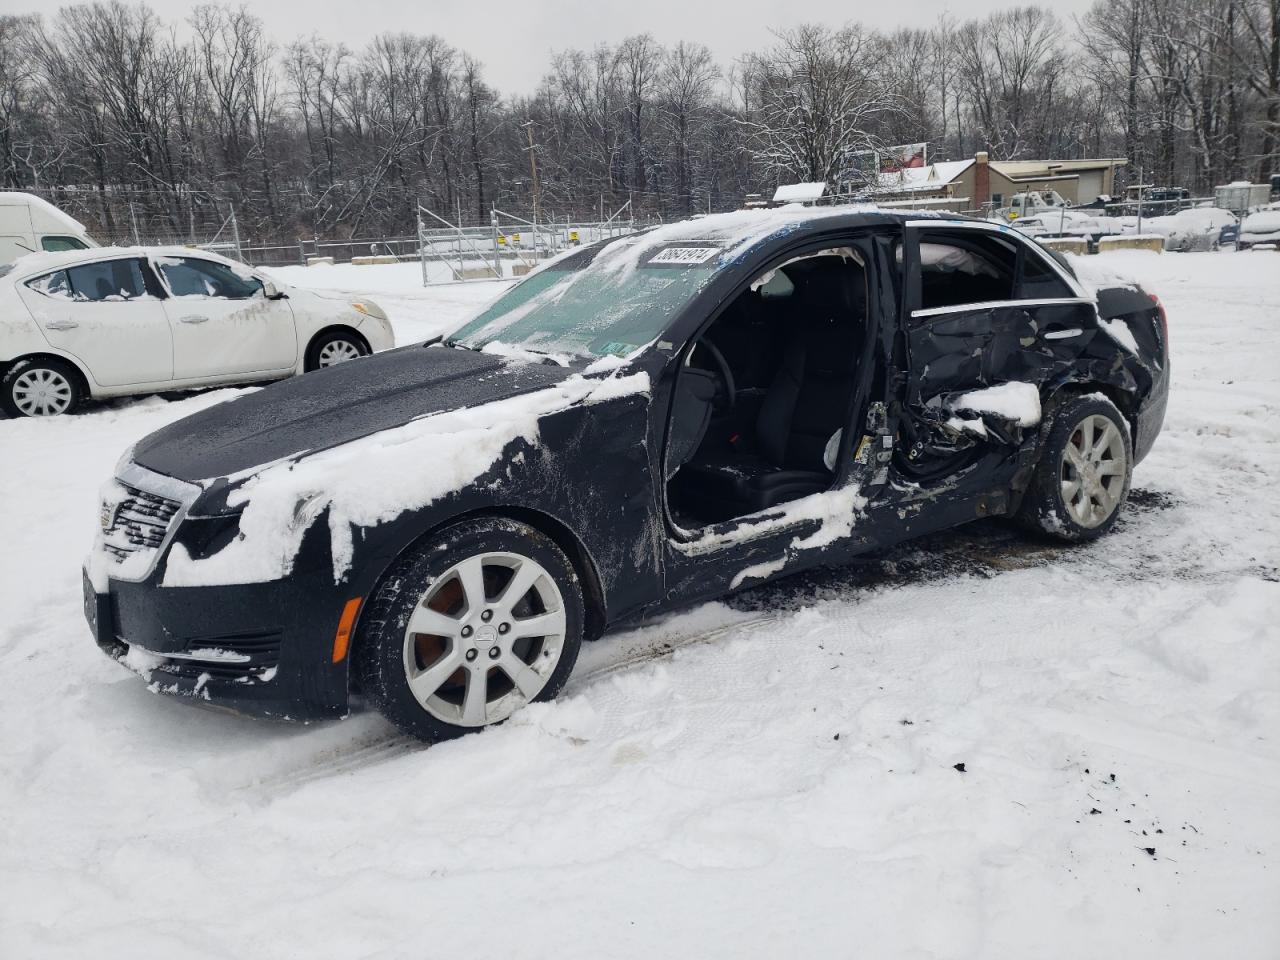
657;41;718;215
740;24;900;188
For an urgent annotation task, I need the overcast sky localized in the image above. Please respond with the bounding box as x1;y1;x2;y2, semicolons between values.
10;0;1100;94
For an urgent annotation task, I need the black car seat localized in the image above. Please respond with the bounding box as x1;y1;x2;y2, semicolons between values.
676;259;865;518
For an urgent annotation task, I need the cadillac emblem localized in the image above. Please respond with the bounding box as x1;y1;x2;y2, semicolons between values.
99;500;117;534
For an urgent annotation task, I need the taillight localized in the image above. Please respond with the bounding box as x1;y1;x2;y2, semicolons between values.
1149;292;1168;352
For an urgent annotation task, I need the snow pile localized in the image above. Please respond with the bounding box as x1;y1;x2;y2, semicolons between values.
163;370;651;586
954;381;1041;426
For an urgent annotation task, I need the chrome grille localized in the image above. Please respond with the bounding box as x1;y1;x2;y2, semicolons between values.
94;461;201;581
102;484;182;561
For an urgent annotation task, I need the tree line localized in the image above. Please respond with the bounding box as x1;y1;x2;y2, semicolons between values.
0;0;1276;244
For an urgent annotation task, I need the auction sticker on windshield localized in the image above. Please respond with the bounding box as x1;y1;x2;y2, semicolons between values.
646;245;721;265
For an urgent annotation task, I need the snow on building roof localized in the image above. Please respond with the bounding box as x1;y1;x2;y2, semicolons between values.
993;158;1127;176
873;159;975;195
772;182;827;203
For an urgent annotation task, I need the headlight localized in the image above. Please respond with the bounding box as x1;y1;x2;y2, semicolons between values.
351;300;387;321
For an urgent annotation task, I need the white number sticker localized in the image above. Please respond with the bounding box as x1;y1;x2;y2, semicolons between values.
648;246;720;265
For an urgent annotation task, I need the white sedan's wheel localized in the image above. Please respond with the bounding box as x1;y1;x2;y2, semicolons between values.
2;360;80;417
402;551;568;728
318;338;364;367
305;330;369;372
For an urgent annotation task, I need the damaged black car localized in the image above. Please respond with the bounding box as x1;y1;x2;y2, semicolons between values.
83;209;1169;741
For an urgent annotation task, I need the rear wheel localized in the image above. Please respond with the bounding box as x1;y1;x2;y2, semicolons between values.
1016;395;1132;542
2;357;81;417
304;329;369;371
355;517;584;742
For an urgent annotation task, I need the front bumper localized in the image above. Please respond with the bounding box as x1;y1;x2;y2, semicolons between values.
84;565;352;721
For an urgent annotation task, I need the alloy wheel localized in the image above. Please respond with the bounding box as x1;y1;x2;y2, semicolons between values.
401;551;567;727
1059;413;1127;528
12;367;74;416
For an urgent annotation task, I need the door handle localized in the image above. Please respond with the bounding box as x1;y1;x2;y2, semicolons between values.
44;319;78;331
179;315;210;324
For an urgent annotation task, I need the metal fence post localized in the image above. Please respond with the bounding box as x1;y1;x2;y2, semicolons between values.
230;205;242;262
129;202;141;246
417;203;428;287
491;208;501;279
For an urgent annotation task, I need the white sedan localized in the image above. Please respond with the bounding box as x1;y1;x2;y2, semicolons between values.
0;247;394;416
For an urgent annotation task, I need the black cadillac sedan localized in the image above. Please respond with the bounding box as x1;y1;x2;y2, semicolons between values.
84;208;1170;741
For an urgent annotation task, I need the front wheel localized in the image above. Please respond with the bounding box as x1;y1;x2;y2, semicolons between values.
304;329;369;371
354;517;584;742
2;357;81;417
1016;395;1133;542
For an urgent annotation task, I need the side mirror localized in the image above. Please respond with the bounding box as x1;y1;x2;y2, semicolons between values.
261;280;285;300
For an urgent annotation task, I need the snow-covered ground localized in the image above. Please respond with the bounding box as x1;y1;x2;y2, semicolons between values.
2;253;1277;958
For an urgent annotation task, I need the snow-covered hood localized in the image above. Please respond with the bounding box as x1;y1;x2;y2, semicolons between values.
131;344;602;484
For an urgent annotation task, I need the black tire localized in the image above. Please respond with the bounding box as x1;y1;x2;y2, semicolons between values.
304;329;369;372
1;357;82;417
354;517;585;742
1016;394;1133;543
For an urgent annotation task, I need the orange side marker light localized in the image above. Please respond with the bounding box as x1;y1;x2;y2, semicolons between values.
332;597;363;663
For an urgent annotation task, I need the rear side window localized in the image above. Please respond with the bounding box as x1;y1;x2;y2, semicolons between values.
65;259;148;301
155;256;261;299
1018;247;1075;299
41;235;88;252
917;235;1017;311
26;270;73;299
914;231;1076;311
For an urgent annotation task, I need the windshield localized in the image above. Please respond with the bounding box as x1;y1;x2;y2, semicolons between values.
447;238;723;359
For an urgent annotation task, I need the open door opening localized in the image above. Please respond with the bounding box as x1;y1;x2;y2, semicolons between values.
664;248;870;529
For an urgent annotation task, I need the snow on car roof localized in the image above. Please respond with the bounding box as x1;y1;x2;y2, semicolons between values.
0;244;244;280
589;205;955;278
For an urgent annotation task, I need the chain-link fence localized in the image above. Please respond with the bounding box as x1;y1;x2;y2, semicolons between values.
23;187;646;284
27;186;244;255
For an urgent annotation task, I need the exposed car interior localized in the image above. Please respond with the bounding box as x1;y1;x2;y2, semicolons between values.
665;248;869;528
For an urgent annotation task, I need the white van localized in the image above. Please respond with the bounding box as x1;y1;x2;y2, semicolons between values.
0;192;97;264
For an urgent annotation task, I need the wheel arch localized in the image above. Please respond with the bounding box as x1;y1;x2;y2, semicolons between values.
1010;379;1138;514
303;324;370;369
1046;378;1139;441
351;503;609;676
1;351;94;398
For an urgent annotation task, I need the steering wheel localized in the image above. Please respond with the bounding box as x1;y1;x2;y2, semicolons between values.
687;337;736;410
